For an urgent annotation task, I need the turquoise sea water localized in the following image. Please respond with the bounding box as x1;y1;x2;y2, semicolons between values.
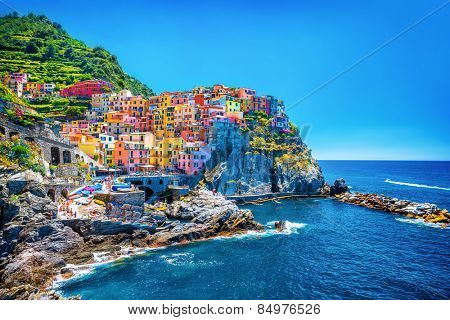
58;161;450;299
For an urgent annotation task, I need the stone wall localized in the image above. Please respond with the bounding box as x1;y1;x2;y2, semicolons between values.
94;190;145;221
0;118;81;167
59;218;155;236
125;175;187;202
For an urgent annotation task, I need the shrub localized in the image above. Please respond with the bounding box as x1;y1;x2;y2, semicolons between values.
64;106;83;117
52;98;69;106
25;41;39;54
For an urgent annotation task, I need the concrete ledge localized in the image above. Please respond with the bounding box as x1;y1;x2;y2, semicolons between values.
226;192;325;204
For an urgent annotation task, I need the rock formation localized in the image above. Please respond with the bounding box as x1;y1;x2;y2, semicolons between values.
204;120;324;195
334;192;449;227
329;178;349;196
0;170;263;299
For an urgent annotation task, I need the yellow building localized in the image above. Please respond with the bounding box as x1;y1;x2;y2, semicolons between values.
152;108;165;139
150;137;184;169
122;96;149;117
88;122;106;136
238;98;250;113
163;105;175;138
77;135;101;161
226;99;241;113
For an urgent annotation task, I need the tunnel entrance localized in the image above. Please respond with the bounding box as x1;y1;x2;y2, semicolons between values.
0;126;5;135
50;146;61;165
47;189;56;202
62;150;71;164
138;186;154;201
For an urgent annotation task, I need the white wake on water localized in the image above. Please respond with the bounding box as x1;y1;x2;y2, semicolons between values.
160;252;224;267
395;218;449;229
384;179;450;191
213;221;307;241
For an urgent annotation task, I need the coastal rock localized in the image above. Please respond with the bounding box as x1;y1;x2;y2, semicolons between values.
6;170;44;196
0;170;264;300
329;178;349;196
204;126;324;195
334;192;449;227
150;188;263;247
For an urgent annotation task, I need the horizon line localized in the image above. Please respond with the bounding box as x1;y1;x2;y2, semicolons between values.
317;159;450;161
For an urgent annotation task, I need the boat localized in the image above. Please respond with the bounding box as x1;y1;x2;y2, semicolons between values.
112;183;131;191
94;199;105;206
116;187;133;192
81;190;91;196
68;186;84;196
91;184;103;191
75;197;90;205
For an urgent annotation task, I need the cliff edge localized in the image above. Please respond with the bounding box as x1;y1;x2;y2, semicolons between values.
204;112;324;195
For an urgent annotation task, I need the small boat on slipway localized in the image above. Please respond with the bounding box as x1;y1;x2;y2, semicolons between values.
111;183;132;192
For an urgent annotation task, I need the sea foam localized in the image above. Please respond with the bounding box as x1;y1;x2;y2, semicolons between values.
395;218;449;229
265;221;307;235
384;179;450;191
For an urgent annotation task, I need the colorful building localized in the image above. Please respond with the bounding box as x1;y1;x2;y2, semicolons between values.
177;142;211;175
60;79;113;98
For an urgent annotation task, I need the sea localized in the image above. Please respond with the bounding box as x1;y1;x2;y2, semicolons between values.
58;161;450;299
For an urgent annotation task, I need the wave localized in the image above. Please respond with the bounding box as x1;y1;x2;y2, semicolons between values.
213;221;307;242
160;252;223;267
384;179;450;191
265;221;307;235
53;246;165;288
395;218;449;229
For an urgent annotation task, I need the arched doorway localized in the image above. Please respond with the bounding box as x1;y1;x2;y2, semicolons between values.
138;186;154;201
50;146;61;165
62;150;71;164
47;189;56;202
61;188;69;200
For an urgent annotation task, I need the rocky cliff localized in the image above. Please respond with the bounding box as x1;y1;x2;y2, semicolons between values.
204;114;324;195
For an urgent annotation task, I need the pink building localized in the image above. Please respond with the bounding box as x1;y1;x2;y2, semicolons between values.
250;96;267;113
114;141;149;173
60;79;113;98
177;142;211;175
237;87;256;99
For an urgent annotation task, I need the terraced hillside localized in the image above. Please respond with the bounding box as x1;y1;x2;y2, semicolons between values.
0;13;153;97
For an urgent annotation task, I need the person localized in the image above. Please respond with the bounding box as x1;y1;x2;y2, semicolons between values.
212;188;217;195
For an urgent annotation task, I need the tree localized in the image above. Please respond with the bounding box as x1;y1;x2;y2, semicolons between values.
64;47;74;59
42;44;56;60
25;41;39;54
65;106;82;118
101;85;112;93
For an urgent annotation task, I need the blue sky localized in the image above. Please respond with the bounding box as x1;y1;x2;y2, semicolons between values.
1;0;449;160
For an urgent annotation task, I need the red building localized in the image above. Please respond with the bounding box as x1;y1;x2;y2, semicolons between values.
60;80;113;98
194;94;206;106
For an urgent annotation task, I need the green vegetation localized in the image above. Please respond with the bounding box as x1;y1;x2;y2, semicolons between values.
27;97;88;118
4;105;45;127
0;82;28;106
0;136;46;174
0;13;154;97
243;112;316;172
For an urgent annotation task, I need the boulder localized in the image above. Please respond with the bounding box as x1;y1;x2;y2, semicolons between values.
6;170;43;196
330;178;349;196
